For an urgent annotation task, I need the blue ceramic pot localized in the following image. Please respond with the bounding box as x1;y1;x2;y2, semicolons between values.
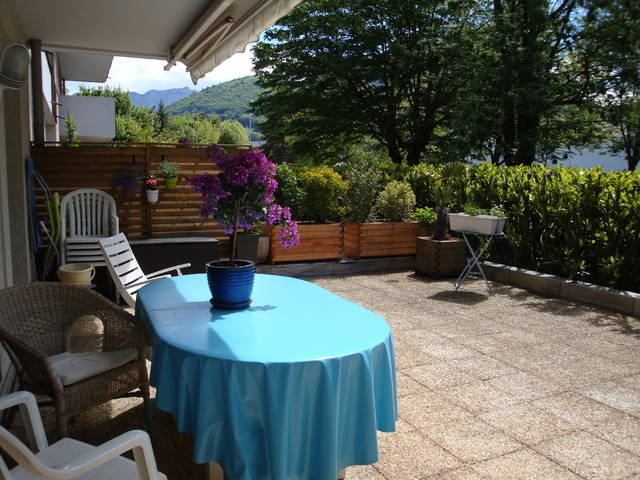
206;260;255;310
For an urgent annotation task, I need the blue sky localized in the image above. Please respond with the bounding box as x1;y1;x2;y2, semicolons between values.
67;45;255;94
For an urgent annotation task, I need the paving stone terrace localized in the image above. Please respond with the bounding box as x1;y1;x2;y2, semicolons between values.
36;271;640;479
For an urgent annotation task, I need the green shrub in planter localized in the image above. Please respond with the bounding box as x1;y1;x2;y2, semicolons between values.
376;181;416;222
343;158;383;222
275;164;305;219
298;166;348;223
411;207;437;230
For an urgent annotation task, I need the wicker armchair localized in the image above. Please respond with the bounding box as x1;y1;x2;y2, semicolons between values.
0;282;152;440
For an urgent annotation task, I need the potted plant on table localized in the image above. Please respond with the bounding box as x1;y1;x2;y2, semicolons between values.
143;175;159;203
449;203;507;235
190;144;300;309
157;160;180;190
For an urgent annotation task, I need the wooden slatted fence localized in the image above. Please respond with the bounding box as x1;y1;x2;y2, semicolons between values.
32;142;250;255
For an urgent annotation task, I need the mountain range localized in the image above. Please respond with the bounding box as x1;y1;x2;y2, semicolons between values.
128;87;195;109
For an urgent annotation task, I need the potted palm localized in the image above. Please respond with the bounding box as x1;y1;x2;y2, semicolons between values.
158;160;180;190
190;144;300;309
415;163;467;278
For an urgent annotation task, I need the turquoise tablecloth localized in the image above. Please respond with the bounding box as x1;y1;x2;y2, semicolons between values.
136;273;397;480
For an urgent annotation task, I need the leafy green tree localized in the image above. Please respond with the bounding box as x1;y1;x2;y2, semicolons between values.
218;120;250;145
154;100;170;137
252;0;482;166
582;0;640;170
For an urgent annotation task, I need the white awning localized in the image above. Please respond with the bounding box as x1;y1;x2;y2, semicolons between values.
166;0;303;84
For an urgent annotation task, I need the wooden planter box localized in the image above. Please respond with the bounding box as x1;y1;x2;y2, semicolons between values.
415;236;467;278
261;224;341;264
343;222;419;259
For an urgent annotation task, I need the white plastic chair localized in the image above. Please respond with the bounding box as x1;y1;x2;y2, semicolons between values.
98;233;190;308
60;189;120;266
0;391;166;480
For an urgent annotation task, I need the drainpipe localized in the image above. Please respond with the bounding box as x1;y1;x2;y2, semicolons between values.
29;39;44;145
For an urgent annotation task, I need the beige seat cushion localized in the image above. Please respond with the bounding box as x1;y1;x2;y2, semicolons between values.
49;350;138;386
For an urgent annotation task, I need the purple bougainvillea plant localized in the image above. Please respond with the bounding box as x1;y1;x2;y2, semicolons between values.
190;144;300;261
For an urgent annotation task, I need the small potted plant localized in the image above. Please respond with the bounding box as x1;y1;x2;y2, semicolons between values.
190;144;300;309
158;160;180;190
143;175;159;203
113;171;139;194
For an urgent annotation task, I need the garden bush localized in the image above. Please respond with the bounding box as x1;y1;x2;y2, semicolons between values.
343;158;383;222
275;164;305;219
375;181;416;222
409;163;640;292
298;166;348;222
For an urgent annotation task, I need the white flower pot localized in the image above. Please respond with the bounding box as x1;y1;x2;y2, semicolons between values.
146;189;159;203
449;213;502;234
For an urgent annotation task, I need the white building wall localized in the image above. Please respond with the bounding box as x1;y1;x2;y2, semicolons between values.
59;95;115;142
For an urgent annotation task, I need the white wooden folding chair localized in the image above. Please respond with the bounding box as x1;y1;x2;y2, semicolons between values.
60;189;119;266
0;391;166;480
98;233;190;308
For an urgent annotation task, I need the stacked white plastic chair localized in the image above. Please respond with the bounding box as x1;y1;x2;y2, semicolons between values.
60;189;119;266
99;233;190;308
0;391;166;480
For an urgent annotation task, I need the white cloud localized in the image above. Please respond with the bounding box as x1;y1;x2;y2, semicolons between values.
67;45;255;94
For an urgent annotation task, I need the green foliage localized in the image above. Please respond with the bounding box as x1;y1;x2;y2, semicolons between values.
415;162;640;291
64;113;77;146
463;203;486;216
154;100;170;136
411;207;437;230
342;155;384;222
375;181;416;222
298;167;348;222
218;120;250;145
488;206;506;217
275;164;305;219
167;114;220;144
157;160;180;178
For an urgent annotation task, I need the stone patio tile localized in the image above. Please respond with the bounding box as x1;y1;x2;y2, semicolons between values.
616;374;640;394
485;371;563;401
393;332;439;369
517;359;611;389
425;318;507;339
577;355;640;381
405;330;475;360
473;448;582;480
563;337;640;365
580;381;640;416
531;392;623;429
396;371;431;397
449;353;517;380
376;431;462;479
454;333;520;354
424;417;524;462
393;418;417;433
439;381;522;414
403;361;478;390
479;402;576;445
423;466;490;480
587;412;640;456
398;392;475;431
344;465;386;480
534;431;640;480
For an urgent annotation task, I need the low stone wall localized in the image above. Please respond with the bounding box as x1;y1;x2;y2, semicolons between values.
482;261;640;317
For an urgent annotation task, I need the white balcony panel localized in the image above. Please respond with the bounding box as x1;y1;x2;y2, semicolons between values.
58;95;115;142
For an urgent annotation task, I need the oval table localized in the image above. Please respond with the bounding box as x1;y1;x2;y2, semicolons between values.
135;273;397;480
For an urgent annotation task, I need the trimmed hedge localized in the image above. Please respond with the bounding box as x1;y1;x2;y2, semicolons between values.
406;163;640;292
